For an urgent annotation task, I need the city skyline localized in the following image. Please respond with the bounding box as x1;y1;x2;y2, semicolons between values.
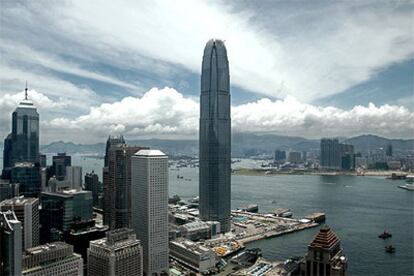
0;1;413;143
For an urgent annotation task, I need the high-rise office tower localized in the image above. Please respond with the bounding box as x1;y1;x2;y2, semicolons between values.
88;228;143;276
52;153;71;181
65;166;82;189
320;139;355;170
0;196;39;250
85;171;101;208
199;39;231;233
0;179;19;201
40;189;93;243
2;86;39;178
102;135;125;228
300;226;348;276
131;149;169;275
104;143;148;229
0;211;22;276
10;162;41;197
274;150;286;163
21;242;83;276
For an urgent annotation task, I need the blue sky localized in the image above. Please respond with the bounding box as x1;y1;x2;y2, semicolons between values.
0;0;413;143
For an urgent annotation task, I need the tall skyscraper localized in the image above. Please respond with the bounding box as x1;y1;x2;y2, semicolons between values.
0;196;39;250
131;149;169;275
0;211;22;276
52;153;72;181
102;135;125;228
320;139;355;170
88;228;143;276
2;86;39;177
85;171;101;208
21;242;83;276
199;39;231;233
103;142;148;230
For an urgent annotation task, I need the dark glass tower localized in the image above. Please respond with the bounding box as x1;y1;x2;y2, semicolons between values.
199;39;231;233
2;86;39;176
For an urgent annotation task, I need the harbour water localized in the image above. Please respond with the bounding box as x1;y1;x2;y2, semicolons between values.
2;154;413;275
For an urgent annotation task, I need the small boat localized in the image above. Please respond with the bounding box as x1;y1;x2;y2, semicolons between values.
385;245;396;253
398;184;414;191
378;231;392;239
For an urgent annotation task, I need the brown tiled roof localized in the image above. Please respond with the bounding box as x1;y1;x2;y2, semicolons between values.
310;226;340;250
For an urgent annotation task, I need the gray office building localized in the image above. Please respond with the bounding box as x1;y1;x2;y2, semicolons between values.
320;139;355;170
199;39;231;233
104;143;148;230
0;211;22;276
52;153;71;181
2;86;39;176
131;150;169;275
0;196;39;250
22;242;83;276
88;228;143;276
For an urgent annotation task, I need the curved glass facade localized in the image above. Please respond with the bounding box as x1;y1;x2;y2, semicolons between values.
199;39;231;233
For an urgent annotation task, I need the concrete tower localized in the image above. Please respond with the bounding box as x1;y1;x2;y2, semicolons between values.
131;149;169;275
199;39;231;233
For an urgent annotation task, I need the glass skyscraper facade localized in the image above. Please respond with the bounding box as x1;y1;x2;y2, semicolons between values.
3;94;39;171
199;39;231;233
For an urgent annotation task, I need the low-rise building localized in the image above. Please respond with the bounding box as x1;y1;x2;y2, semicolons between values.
22;242;83;276
170;238;217;273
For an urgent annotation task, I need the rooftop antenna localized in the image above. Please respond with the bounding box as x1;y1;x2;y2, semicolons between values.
25;81;28;100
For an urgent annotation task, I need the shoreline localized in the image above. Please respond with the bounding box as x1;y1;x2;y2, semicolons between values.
232;168;409;177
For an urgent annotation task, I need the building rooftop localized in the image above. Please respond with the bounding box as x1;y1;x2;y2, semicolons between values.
0;196;38;206
309;225;340;250
13;162;35;168
135;149;166;157
171;238;211;255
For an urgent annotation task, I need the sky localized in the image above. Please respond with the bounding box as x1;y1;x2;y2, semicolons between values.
0;0;413;144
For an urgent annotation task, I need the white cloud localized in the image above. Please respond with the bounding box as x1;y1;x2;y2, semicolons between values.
1;0;412;103
2;87;410;144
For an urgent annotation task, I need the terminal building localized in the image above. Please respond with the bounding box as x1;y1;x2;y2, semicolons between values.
170;238;218;273
179;220;220;241
21;242;83;276
87;228;143;276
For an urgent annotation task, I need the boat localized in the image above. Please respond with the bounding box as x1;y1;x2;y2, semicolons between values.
386;173;407;180
385;245;396;253
378;231;392;239
398;184;414;191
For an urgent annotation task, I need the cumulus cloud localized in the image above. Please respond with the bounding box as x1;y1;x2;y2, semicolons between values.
0;0;413;103
2;87;410;144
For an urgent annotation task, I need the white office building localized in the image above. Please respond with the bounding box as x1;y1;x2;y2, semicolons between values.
131;149;169;275
65;166;82;190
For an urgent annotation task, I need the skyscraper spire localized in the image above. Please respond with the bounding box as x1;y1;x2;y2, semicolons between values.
25;81;28;100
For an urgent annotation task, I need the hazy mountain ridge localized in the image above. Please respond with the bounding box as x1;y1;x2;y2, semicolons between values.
36;134;414;157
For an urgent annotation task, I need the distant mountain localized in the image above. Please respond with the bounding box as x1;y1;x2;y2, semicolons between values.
37;133;414;157
343;134;414;154
40;141;105;154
